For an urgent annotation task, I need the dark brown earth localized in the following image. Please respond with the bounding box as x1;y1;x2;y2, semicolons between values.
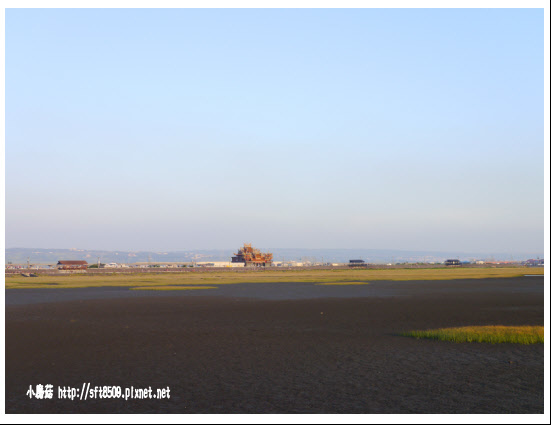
5;278;544;414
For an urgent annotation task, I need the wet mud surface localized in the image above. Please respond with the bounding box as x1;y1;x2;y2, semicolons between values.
5;277;544;413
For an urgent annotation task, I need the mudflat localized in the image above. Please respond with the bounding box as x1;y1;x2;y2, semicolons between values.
5;277;544;413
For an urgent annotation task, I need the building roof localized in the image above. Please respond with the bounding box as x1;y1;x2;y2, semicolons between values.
57;260;88;265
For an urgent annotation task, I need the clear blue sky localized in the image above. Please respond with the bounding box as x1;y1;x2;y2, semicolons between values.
5;8;544;253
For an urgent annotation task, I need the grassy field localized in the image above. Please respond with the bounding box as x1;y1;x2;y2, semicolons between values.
4;267;543;289
402;326;544;344
129;286;217;291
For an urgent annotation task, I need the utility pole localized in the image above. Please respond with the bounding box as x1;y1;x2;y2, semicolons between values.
27;257;30;269
97;257;100;268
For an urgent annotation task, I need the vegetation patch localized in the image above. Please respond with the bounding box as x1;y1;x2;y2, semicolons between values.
129;286;217;291
316;281;370;286
4;267;541;289
402;326;544;344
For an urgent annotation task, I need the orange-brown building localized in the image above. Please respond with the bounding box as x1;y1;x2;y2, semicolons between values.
57;260;88;270
232;244;273;267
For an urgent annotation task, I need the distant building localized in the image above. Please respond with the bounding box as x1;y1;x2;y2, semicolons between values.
349;259;366;268
57;260;88;270
525;259;544;267
195;261;243;268
444;259;461;266
232;244;273;267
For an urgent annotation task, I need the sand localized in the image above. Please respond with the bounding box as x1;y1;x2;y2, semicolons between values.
5;276;544;414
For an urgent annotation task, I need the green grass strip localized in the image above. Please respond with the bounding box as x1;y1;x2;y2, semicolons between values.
130;286;217;291
402;325;543;344
5;266;543;289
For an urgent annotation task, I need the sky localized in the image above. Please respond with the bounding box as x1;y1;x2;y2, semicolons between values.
4;7;546;254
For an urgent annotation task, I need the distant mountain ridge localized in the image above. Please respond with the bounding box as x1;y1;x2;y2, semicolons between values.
4;247;542;265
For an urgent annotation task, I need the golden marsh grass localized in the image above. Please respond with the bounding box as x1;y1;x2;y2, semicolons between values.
129;286;217;291
4;266;542;289
402;326;544;344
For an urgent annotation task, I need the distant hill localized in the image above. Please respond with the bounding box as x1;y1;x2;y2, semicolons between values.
4;248;231;265
4;247;542;265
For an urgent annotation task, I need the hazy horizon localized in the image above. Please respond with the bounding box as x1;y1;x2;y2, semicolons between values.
5;245;543;259
5;8;544;254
